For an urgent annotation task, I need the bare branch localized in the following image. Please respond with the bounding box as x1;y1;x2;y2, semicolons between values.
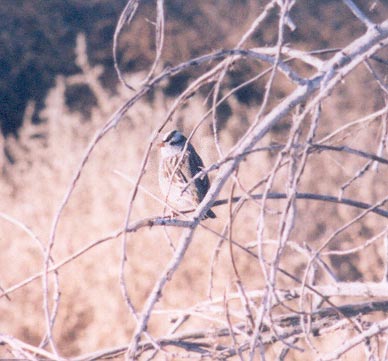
342;0;375;29
113;0;139;90
5;2;388;360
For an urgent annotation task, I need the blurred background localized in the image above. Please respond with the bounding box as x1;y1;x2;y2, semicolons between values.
2;0;386;136
1;0;388;359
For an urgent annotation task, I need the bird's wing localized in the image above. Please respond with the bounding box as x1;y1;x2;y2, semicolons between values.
187;145;210;202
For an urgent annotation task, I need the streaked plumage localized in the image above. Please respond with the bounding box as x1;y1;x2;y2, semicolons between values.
158;130;216;219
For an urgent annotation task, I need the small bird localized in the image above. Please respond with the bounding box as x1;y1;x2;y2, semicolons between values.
158;130;216;219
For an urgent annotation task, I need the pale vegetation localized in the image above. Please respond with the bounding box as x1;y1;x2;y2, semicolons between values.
1;1;388;360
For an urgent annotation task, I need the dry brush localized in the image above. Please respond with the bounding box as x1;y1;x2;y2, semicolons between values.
1;1;388;360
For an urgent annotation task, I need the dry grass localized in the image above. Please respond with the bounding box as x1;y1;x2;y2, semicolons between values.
1;1;388;360
1;59;263;356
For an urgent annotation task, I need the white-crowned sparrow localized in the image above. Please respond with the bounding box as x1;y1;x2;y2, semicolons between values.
158;130;216;219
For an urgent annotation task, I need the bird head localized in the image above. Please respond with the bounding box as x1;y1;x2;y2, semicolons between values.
159;130;187;157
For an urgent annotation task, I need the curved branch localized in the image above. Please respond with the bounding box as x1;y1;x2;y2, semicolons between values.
3;189;387;301
126;19;388;356
112;0;139;90
213;192;388;219
69;300;388;361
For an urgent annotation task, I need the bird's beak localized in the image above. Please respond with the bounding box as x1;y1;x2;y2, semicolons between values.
158;142;165;148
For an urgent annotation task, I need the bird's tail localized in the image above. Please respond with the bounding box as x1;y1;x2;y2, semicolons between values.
205;209;216;219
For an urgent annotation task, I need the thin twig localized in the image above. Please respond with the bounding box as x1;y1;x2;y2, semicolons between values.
113;0;139;90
